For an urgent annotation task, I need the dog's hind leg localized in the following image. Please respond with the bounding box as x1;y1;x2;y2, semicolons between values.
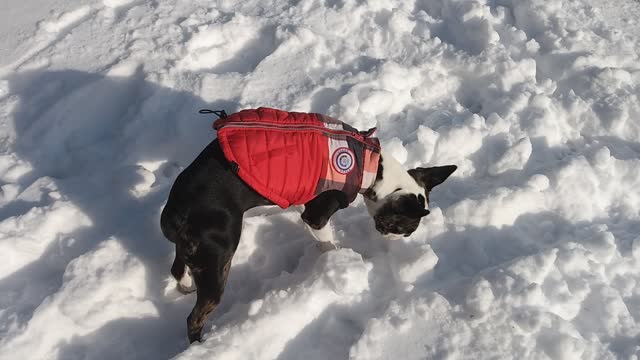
186;243;234;343
176;207;243;343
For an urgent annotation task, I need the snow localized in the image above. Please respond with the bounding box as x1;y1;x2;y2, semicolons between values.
1;0;640;359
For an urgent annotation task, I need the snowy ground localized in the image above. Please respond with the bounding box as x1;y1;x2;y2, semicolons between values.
1;0;640;359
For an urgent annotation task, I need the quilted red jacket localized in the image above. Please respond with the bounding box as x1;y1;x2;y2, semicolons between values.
213;107;381;208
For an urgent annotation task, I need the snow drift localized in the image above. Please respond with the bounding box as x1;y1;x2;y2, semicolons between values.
1;0;639;358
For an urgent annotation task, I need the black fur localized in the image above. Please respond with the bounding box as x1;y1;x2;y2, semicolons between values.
408;165;457;190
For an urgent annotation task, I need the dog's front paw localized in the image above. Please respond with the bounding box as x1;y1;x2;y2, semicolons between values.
301;211;328;230
188;330;202;344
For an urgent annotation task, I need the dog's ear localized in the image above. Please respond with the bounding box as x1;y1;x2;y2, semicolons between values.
408;207;430;218
408;165;457;191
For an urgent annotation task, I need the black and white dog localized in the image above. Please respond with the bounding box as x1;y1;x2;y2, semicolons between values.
160;113;456;343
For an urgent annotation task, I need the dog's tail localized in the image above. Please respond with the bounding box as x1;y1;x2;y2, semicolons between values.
160;205;189;244
161;206;203;258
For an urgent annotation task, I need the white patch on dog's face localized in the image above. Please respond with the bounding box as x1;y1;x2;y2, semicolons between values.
372;151;425;200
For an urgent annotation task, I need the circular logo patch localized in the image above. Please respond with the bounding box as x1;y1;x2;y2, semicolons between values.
332;147;355;174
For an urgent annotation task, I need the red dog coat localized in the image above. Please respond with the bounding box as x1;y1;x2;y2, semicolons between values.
214;107;381;208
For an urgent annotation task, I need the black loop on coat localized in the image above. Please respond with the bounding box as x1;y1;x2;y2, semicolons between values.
199;109;227;118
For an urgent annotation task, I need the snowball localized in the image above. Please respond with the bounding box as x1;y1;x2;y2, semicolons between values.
527;174;550;191
592;146;612;169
